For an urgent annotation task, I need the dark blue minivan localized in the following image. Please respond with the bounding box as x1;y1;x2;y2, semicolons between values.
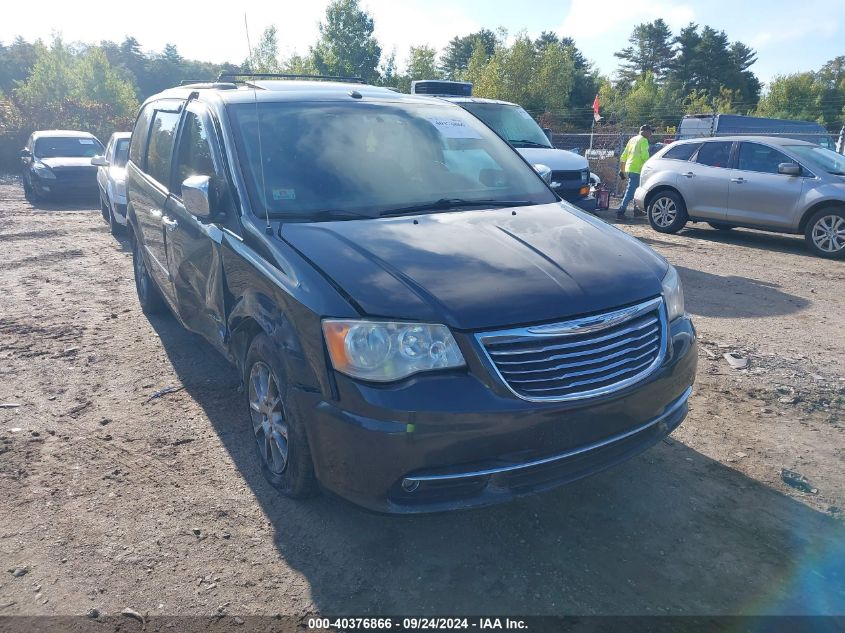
125;76;697;513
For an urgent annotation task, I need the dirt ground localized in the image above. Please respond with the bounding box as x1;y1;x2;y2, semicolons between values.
1;177;844;621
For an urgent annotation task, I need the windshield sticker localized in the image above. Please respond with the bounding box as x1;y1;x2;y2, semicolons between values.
79;139;95;144
271;188;296;201
426;118;482;139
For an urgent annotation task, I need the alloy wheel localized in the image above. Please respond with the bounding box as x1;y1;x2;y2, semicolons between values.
811;214;845;254
248;361;289;475
652;196;677;228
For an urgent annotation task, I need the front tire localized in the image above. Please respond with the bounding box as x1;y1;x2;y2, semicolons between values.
245;334;317;499
647;190;688;234
132;232;166;314
805;208;845;259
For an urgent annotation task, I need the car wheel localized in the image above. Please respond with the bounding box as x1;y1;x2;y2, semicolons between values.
245;333;317;499
100;197;110;223
805;208;845;259
647;190;688;234
106;200;122;237
708;222;735;231
22;175;32;199
132;232;166;314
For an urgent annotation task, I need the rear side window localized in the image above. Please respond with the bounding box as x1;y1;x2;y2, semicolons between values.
145;110;182;187
737;142;792;175
695;142;732;168
129;105;154;166
662;143;701;161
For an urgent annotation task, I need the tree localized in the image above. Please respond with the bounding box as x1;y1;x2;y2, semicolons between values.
756;73;822;121
247;26;281;73
395;45;440;93
311;0;381;83
0;37;40;95
439;29;497;80
614;19;675;86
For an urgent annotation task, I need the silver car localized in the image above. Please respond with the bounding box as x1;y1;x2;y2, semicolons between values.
91;132;131;235
634;136;845;259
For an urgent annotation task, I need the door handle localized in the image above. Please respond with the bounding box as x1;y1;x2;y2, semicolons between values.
161;217;178;232
682;172;695;178
730;177;746;184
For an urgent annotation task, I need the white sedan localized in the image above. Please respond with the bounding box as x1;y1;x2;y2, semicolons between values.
92;132;131;235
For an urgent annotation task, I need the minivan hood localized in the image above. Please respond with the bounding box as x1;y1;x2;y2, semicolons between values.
280;203;667;331
516;147;588;171
39;157;97;170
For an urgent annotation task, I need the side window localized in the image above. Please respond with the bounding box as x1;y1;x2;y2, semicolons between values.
129;104;154;166
145;110;182;187
737;142;792;175
174;111;217;186
663;143;701;161
695;142;732;168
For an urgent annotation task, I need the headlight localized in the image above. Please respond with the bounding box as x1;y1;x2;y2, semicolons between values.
581;168;589;184
661;265;685;321
32;162;56;179
322;320;465;382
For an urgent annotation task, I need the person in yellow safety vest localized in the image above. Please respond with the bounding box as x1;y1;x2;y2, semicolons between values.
615;124;653;220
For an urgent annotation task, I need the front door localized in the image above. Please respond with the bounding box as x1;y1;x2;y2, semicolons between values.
163;103;231;352
727;141;806;230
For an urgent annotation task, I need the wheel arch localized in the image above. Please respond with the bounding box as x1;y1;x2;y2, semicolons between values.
798;200;845;234
644;184;685;210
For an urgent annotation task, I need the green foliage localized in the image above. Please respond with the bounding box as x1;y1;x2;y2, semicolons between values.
614;19;674;85
247;26;282;73
311;0;381;82
440;29;497;80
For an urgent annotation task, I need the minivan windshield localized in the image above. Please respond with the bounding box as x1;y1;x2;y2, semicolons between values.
34;136;104;159
228;101;556;219
786;144;845;176
460;102;552;149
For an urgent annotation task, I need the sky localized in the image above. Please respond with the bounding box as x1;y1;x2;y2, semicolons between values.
2;0;842;84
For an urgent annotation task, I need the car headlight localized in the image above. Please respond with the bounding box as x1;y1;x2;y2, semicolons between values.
581;168;589;184
322;320;465;382
32;162;56;179
661;265;685;321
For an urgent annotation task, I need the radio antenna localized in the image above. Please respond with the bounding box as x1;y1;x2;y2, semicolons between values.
244;13;272;234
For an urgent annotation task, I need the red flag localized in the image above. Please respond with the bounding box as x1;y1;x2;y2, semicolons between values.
592;95;601;122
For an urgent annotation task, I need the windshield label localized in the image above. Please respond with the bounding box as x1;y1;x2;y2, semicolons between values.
272;188;296;201
426;118;482;139
79;139;95;144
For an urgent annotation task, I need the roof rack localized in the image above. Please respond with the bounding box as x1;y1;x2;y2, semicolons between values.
216;72;364;84
179;79;213;86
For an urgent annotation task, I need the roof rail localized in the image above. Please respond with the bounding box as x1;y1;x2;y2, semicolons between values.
179;79;213;86
217;72;364;84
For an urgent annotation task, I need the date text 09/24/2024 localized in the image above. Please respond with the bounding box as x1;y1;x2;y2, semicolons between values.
307;617;528;630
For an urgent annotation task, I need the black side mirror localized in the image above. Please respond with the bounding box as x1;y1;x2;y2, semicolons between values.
778;162;801;176
542;127;553;143
19;148;31;159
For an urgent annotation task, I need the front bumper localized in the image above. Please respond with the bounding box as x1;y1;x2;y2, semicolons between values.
32;174;98;199
297;316;697;513
634;186;647;210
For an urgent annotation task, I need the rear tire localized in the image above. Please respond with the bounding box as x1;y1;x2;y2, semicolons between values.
804;207;845;259
245;333;317;499
708;222;735;231
131;231;166;314
647;190;688;234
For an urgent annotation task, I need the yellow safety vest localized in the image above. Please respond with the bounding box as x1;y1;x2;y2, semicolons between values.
620;134;650;174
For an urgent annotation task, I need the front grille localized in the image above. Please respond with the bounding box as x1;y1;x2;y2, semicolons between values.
477;297;666;402
550;170;582;183
51;166;97;183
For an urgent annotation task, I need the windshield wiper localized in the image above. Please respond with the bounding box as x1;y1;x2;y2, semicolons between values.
379;198;531;217
828;170;845;176
272;208;374;221
508;139;552;148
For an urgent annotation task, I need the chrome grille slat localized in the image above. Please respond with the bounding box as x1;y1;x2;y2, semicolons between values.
506;348;656;385
518;357;656;394
476;296;667;402
493;326;659;367
486;315;658;357
500;335;660;377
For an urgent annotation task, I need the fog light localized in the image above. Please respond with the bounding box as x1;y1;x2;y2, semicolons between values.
401;479;420;493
